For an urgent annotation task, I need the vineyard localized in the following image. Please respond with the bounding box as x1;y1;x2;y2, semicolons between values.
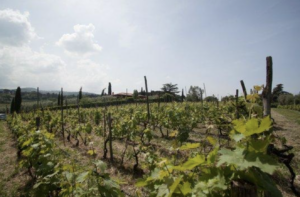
2;85;299;197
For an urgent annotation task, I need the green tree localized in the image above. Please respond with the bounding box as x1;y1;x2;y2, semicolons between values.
272;84;290;103
181;89;185;102
186;86;202;101
101;88;106;96
204;95;218;102
162;93;174;102
221;95;235;102
161;83;179;95
278;94;294;105
133;90;138;100
10;97;15;114
108;82;112;95
79;87;83;100
15;87;22;113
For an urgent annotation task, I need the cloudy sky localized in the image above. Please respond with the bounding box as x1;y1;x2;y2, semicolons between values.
0;0;299;97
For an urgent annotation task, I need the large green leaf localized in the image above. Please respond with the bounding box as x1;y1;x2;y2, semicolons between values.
192;170;227;196
217;147;278;174
179;143;200;150
238;168;282;197
76;171;90;183
93;160;107;173
173;154;205;171
168;176;182;197
178;182;192;195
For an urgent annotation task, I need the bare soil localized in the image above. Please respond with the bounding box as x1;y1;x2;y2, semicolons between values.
271;109;300;197
0;121;31;197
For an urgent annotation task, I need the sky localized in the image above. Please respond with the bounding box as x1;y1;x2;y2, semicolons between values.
0;0;299;97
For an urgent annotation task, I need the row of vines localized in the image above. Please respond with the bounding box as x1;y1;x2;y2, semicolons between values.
6;88;295;197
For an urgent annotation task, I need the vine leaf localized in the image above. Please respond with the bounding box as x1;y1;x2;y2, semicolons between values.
207;136;217;146
217;147;278;174
173;154;205;171
168;176;182;197
76;171;90;183
93;160;107;173
233;116;272;137
178;182;192;195
179;143;200;150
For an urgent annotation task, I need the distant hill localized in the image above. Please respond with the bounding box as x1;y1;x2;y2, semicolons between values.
0;88;99;96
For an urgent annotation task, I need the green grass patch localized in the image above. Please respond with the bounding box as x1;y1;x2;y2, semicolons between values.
272;108;300;125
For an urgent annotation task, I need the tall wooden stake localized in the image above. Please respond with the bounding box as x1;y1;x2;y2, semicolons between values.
144;76;150;122
108;113;113;162
240;80;248;100
37;87;40;109
200;89;204;121
235;89;239;119
61;88;65;146
262;56;273;117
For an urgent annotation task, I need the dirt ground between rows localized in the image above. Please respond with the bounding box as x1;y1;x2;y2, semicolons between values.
0;122;31;197
271;109;300;197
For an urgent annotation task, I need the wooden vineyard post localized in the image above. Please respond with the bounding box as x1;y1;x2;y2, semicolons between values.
144;76;150;122
61;88;65;146
235;89;239;119
103;110;106;138
65;99;68;117
200;89;204;121
37;87;40;110
158;92;161;108
262;56;273;117
240;80;248;100
108;113;113;162
77;97;80;123
36;117;40;131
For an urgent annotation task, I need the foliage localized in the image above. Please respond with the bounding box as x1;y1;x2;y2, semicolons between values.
101;88;106;96
108;82;112;95
186;86;202;102
162;93;174;102
278;94;294;105
221;95;234;102
137;116;281;197
6;99;284;197
272;84;291;103
161;83;179;95
204;95;218;102
133;90;139;100
15;87;22;113
78;87;82;100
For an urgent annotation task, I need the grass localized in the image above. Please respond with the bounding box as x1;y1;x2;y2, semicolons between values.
272;108;300;125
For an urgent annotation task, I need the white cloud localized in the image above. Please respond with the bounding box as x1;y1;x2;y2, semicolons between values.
0;46;65;89
56;24;102;56
0;9;36;46
62;59;109;93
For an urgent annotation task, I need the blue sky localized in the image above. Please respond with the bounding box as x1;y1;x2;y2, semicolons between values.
0;0;299;97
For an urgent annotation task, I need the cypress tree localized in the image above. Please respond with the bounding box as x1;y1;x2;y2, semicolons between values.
79;87;82;100
181;89;184;102
101;88;106;96
58;92;61;106
108;82;112;95
10;98;15;114
15;87;22;113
